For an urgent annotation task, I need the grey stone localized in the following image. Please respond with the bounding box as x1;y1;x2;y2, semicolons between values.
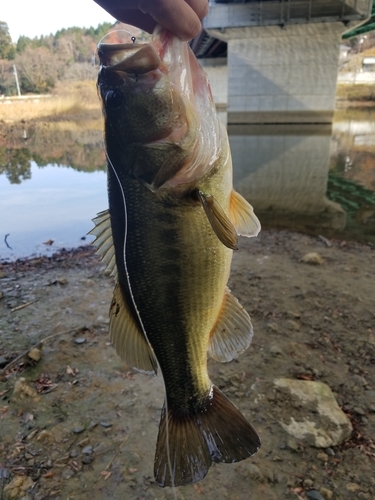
306;490;326;500
72;426;85;434
273;378;353;448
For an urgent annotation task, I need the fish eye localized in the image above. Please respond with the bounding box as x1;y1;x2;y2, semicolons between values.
105;90;122;109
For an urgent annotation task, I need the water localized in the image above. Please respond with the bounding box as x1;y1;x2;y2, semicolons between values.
0;162;108;260
0;110;374;260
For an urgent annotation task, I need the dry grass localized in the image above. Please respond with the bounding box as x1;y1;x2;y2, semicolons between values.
336;83;375;103
0;80;101;122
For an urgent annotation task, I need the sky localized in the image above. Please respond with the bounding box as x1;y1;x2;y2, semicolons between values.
2;0;117;42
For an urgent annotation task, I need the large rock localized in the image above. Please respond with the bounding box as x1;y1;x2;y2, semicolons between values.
273;378;352;448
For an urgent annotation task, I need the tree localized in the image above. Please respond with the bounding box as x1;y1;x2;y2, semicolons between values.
0;21;15;59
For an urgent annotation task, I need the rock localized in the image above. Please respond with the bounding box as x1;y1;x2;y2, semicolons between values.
99;421;112;428
306;490;326;500
72;426;85;434
241;463;264;482
270;345;283;356
364;390;375;411
303;478;314;488
273;378;353;447
320;488;333;500
0;356;8;368
11;378;40;403
317;452;328;462
346;482;361;492
36;430;53;442
27;347;42;362
300;252;325;265
74;337;86;345
3;475;34;499
82;445;93;454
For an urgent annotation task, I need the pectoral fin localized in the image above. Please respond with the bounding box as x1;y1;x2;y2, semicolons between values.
230;190;261;238
110;284;158;375
197;190;238;250
88;209;117;279
208;288;253;363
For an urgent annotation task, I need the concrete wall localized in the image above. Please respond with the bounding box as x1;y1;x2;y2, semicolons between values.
199;58;228;106
206;23;345;124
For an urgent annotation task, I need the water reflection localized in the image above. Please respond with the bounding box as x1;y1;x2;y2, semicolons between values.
1;162;108;260
0;121;109;260
1;120;106;183
1;112;374;260
230;123;347;233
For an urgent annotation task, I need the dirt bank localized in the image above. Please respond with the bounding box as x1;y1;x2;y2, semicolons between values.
0;230;374;500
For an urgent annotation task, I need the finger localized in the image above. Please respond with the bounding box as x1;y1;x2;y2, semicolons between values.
145;0;204;40
185;0;209;21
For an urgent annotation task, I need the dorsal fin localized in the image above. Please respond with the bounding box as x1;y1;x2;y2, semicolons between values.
208;288;253;362
230;190;261;238
88;209;117;278
196;190;238;250
110;283;158;375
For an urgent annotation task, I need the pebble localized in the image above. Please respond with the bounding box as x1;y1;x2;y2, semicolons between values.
306;490;326;500
82;445;93;455
72;426;85;434
0;356;8;368
304;479;314;488
300;252;325;265
317;452;328;462
82;455;94;464
353;406;366;416
69;450;78;458
320;488;333;500
28;347;42;362
99;421;112;428
346;482;361;492
74;337;86;345
325;448;335;456
242;463;263;481
93;442;107;454
270;345;283;356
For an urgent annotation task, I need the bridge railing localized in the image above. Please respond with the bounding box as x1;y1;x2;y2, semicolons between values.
205;0;372;28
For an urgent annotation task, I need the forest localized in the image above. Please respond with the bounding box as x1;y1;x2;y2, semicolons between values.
0;20;146;95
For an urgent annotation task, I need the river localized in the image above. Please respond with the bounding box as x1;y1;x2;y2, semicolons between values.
0;109;374;260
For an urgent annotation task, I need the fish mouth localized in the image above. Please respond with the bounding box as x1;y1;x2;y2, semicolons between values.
98;43;161;75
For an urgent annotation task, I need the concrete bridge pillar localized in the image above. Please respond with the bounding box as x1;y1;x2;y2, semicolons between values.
206;23;345;125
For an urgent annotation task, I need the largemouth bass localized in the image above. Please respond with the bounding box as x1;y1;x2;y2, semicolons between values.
91;27;261;487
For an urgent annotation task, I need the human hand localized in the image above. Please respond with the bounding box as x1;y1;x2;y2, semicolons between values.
94;0;208;40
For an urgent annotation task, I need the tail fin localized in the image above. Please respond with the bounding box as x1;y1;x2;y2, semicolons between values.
154;385;260;487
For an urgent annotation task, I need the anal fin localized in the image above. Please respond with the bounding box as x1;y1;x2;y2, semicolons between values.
208;287;253;362
110;283;158;375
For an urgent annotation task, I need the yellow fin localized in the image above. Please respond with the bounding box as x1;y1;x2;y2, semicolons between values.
230;190;261;238
197;190;238;250
208;288;253;362
110;283;158;375
88;209;117;278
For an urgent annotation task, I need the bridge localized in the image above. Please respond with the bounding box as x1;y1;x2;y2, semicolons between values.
192;0;372;124
190;0;373;233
